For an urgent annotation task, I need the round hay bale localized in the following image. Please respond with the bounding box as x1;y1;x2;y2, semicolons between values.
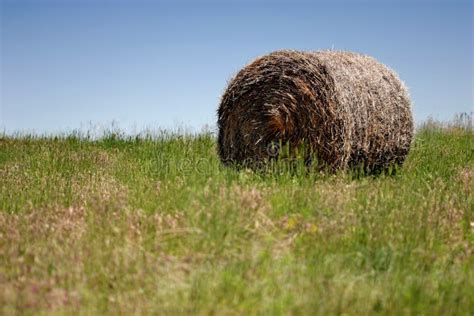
217;50;414;172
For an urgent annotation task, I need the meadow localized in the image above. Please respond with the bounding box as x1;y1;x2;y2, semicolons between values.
0;117;473;315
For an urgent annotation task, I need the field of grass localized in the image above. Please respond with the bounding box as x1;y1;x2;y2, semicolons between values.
0;119;473;315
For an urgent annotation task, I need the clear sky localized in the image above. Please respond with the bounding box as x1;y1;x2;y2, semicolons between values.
1;0;473;134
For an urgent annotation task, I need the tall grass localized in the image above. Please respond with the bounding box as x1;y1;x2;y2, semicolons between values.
0;118;473;314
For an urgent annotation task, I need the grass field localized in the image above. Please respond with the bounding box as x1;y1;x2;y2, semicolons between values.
1;118;473;315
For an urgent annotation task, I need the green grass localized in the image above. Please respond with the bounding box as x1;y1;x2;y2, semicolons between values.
0;121;473;315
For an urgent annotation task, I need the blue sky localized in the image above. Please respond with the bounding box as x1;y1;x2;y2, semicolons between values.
1;0;473;134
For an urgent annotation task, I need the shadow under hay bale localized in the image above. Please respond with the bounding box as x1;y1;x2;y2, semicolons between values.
217;50;414;173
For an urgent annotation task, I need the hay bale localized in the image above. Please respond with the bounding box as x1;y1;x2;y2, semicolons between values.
217;50;414;172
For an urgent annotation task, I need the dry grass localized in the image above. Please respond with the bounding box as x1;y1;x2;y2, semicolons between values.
218;50;413;172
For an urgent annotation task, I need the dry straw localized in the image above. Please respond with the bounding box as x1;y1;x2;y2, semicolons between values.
217;50;414;172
